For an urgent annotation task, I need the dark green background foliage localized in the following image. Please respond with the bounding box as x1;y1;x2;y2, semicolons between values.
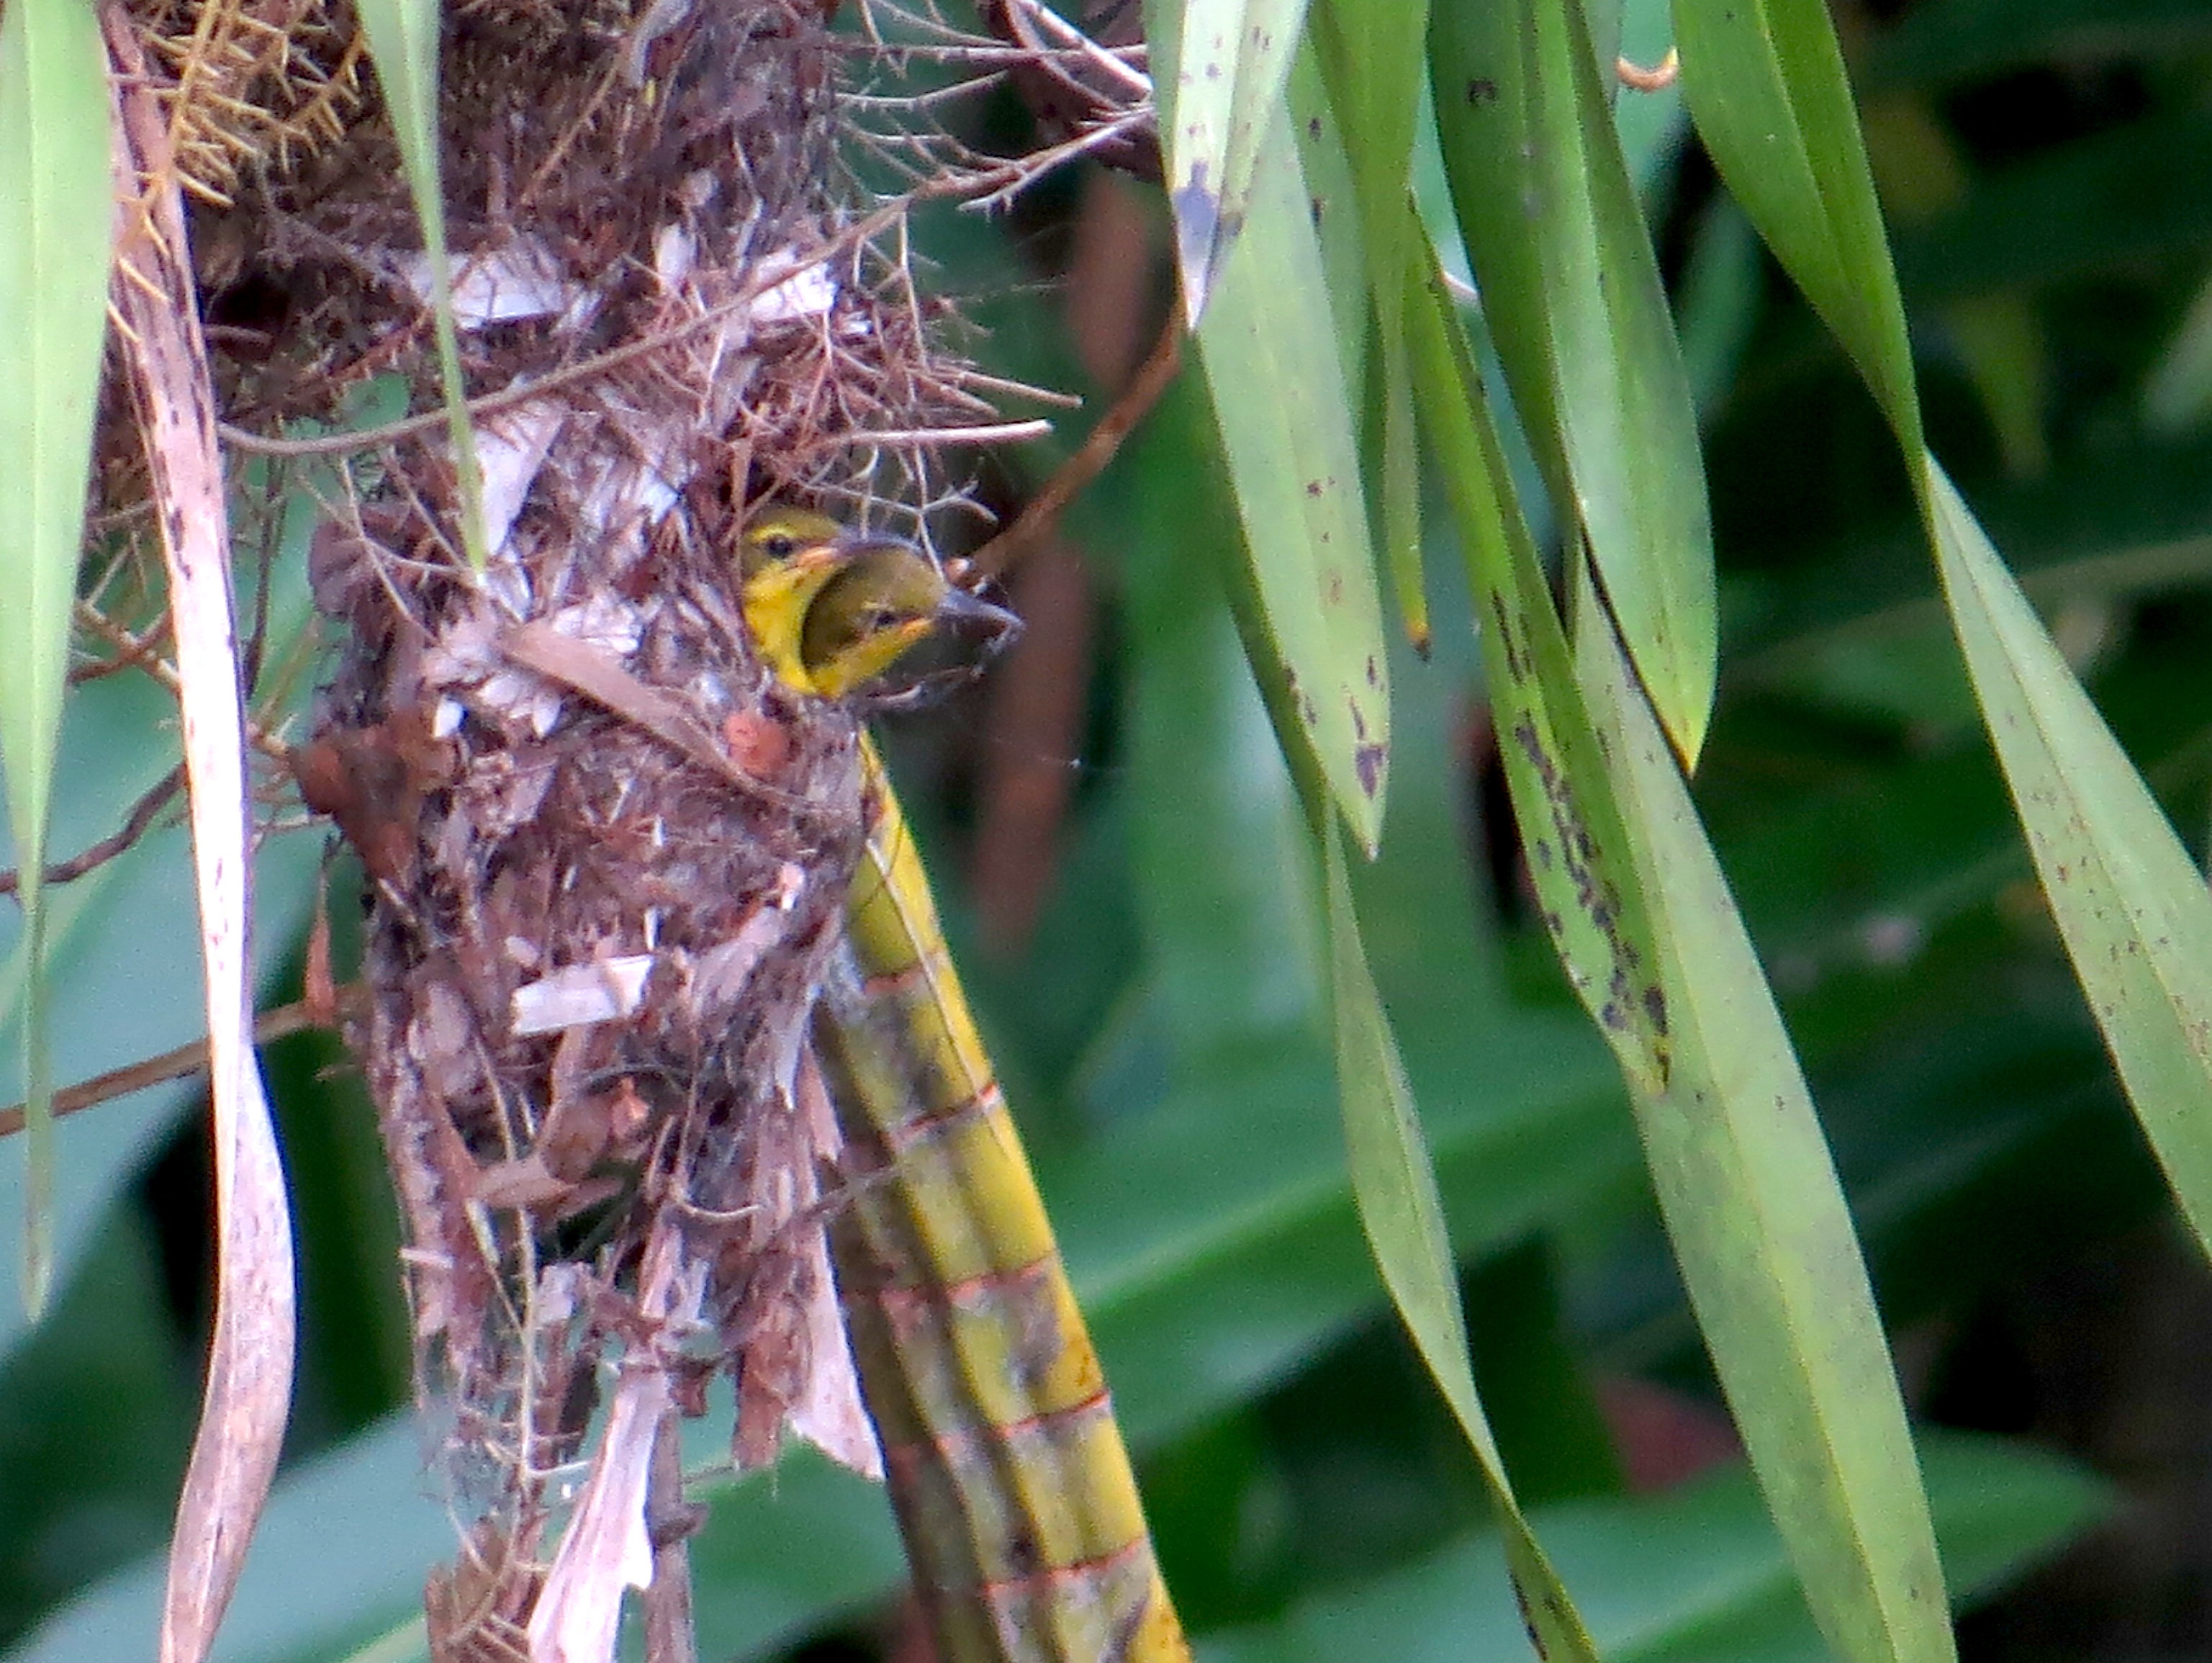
7;0;2212;1657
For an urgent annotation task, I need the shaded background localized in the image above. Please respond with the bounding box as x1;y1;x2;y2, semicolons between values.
6;0;2212;1657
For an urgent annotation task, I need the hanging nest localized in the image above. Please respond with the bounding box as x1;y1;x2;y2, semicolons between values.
275;21;978;1662
259;4;913;1649
78;0;1145;1649
76;0;1158;1644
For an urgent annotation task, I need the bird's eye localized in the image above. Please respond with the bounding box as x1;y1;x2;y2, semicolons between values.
764;533;795;559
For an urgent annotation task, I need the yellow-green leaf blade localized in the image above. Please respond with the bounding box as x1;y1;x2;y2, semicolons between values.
1575;571;1955;1663
1927;458;2212;1260
1312;0;1430;654
0;0;108;915
1672;0;1920;453
1322;827;1600;1663
353;0;489;569
1404;237;1667;1095
1430;0;1717;763
1153;0;1310;327
1676;0;2212;1276
1196;115;1391;849
0;0;115;1312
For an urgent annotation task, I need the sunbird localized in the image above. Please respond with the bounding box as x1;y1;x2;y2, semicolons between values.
739;502;1192;1662
739;505;1017;699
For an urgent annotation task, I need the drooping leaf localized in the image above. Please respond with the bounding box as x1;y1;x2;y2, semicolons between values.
1312;0;1430;652
1324;827;1602;1663
1404;234;1667;1095
351;0;489;568
1430;0;1717;764
1576;566;1954;1663
1679;0;2212;1271
1152;0;1312;327
1193;121;1392;849
1925;459;2212;1261
1673;0;1920;444
1284;45;1371;397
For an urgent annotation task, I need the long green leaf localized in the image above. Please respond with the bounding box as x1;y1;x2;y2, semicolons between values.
351;0;489;569
1153;0;1311;326
1671;0;1920;451
0;0;115;1312
1312;0;1430;652
1324;827;1602;1663
1677;0;2212;1266
1404;235;1667;1095
1285;46;1371;397
1430;0;1717;763
1195;115;1392;850
1574;568;1955;1663
1925;458;2212;1258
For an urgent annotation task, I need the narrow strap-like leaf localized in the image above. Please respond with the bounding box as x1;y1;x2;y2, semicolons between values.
1925;458;2212;1259
1152;0;1312;326
1430;0;1717;763
1193;109;1392;850
352;0;489;568
1324;825;1602;1663
1678;0;2212;1267
1312;0;1431;653
0;0;114;1313
1404;235;1666;1096
1574;563;1954;1663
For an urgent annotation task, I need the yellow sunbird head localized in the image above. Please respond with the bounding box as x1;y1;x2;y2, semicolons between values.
739;506;846;576
739;505;1019;700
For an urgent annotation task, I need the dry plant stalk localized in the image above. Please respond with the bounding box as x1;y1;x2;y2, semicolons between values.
106;16;300;1659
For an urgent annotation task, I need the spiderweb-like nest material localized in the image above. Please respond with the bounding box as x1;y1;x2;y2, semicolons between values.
110;0;1084;1651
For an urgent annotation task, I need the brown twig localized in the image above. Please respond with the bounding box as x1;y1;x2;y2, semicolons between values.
0;986;363;1140
965;303;1181;583
0;767;184;898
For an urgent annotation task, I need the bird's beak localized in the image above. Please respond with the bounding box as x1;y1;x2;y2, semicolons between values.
932;585;1023;657
841;532;924;562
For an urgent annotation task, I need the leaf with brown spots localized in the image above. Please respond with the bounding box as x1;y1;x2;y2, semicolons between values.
1406;241;1668;1094
1193;109;1391;848
1576;554;1953;1663
1430;0;1717;767
1927;461;2212;1260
